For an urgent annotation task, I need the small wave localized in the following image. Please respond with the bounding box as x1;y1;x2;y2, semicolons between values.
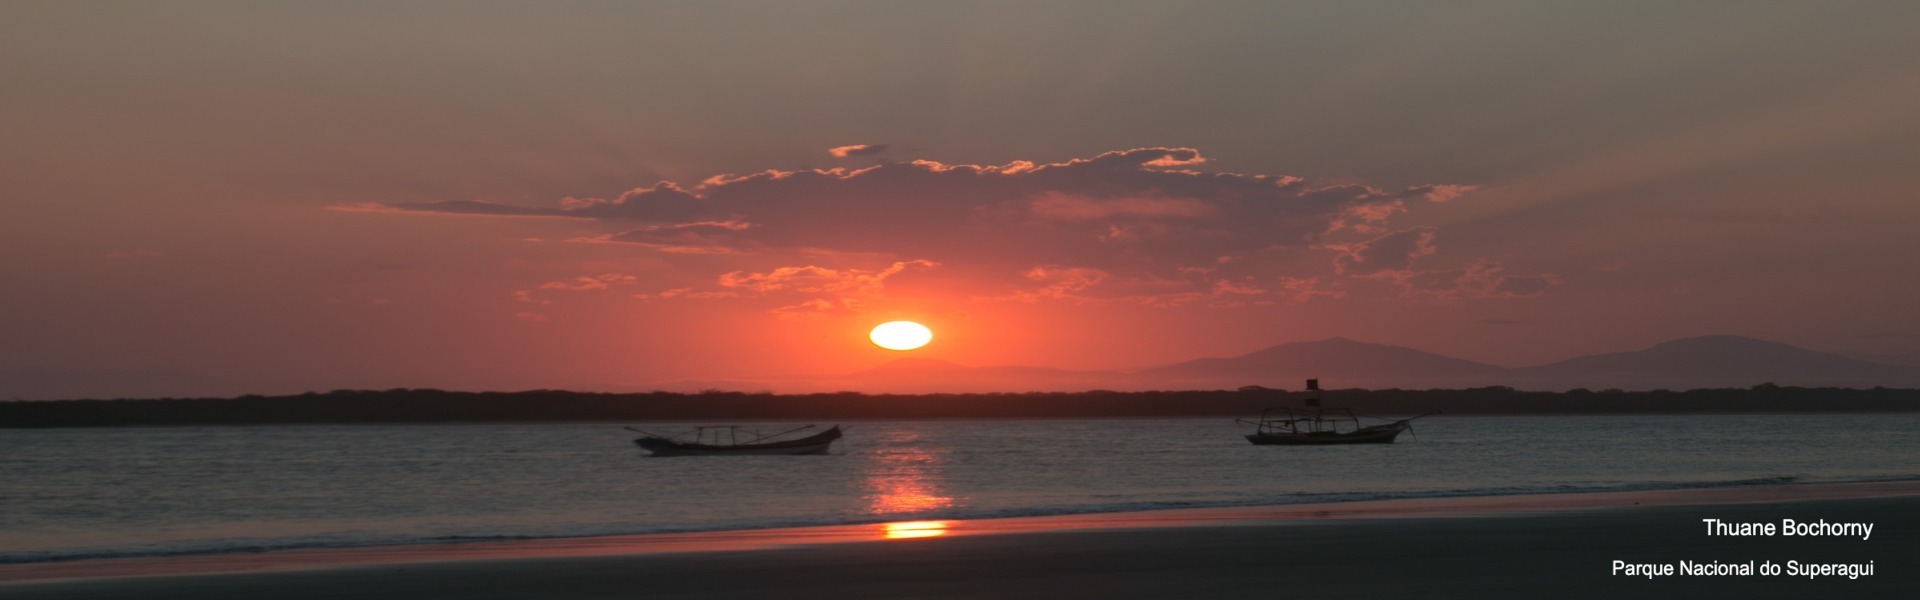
1704;475;1799;486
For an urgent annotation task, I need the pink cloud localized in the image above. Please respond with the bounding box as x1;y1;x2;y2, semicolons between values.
1027;192;1216;221
993;265;1110;302
635;288;739;301
770;297;867;319
568;220;759;254
1329;227;1439;276
1375;261;1563;302
828;144;890;158
514;273;639;309
648;260;943;315
1210;278;1266;296
1327;200;1407;234
1142;151;1207;167
716;260;936;295
537;273;638;291
358;147;1545;308
368;148;1327;236
1275;276;1347;303
1317;226;1559;302
1412;184;1476;203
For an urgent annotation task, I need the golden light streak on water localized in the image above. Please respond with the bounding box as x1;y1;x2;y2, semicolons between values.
861;430;954;514
880;520;951;539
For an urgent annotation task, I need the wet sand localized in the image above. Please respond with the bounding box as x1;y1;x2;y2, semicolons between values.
4;481;1915;598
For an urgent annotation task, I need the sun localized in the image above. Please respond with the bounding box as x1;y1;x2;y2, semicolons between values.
869;321;933;351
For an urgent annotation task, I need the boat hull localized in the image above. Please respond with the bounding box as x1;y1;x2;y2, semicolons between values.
1245;422;1408;445
644;440;838;457
635;426;843;457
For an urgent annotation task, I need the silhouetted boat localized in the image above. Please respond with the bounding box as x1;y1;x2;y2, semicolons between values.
627;424;843;457
1238;378;1433;445
1238;407;1427;445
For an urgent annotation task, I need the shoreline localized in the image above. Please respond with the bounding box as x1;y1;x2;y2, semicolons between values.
7;475;1911;566
5;479;1917;588
11;387;1919;427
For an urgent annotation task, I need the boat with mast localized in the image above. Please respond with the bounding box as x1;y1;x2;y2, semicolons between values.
1238;379;1434;445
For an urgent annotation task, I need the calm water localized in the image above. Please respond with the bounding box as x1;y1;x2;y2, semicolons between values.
3;415;1918;563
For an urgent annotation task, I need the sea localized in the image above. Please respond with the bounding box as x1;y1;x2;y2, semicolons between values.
4;414;1918;564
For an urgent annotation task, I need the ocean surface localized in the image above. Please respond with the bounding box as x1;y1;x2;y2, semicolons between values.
4;414;1918;564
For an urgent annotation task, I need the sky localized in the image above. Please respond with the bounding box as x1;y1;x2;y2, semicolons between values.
4;1;1919;398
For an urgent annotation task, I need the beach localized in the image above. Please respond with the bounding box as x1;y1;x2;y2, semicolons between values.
4;481;1913;599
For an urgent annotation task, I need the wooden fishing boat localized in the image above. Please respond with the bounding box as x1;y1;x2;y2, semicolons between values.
1238;407;1422;445
628;424;843;457
1238;378;1434;445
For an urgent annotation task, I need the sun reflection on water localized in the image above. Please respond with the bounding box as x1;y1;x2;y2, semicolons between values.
860;430;954;515
881;520;951;539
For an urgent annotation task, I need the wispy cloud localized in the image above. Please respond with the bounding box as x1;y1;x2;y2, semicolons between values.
101;249;163;260
1325;227;1559;302
1389;260;1562;302
828;144;890;158
691;260;937;318
1328;227;1438;276
537;273;637;291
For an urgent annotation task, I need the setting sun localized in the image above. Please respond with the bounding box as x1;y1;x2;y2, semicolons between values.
869;321;933;351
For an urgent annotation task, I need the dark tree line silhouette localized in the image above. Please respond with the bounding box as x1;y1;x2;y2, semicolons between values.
2;384;1916;427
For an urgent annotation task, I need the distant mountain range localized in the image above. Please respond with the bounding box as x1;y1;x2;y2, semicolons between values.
731;335;1920;394
1511;335;1920;391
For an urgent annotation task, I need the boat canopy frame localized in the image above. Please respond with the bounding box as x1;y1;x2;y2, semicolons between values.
1239;407;1375;436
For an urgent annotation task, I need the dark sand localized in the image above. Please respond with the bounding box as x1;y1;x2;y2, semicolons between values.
4;481;1914;599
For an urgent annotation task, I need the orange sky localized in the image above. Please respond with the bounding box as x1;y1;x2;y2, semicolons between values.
4;2;1920;399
